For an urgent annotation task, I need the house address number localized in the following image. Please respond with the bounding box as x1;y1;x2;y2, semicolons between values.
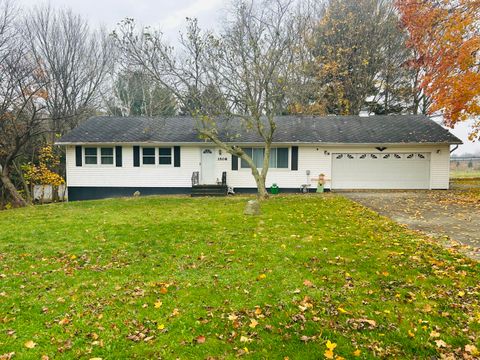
217;157;228;161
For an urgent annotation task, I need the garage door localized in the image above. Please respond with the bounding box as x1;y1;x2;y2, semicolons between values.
331;152;430;189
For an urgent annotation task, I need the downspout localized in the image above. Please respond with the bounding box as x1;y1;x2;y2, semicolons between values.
450;145;459;153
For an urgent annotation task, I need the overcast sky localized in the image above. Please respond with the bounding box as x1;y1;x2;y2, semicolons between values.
15;0;480;155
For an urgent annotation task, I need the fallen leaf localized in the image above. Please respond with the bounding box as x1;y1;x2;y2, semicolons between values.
303;279;313;287
240;336;252;343
249;319;258;328
324;349;334;359
257;274;267;280
154;300;162;308
465;344;478;355
326;340;337;350
58;318;69;326
353;349;361;357
196;335;206;344
24;340;36;349
435;339;447;348
423;304;432;313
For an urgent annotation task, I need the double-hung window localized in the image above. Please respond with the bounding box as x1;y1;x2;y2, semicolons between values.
84;147;98;165
100;148;114;165
158;148;172;165
141;147;173;165
142;147;156;165
84;147;115;165
240;147;289;169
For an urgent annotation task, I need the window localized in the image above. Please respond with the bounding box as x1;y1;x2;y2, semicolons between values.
159;147;172;165
241;147;289;169
101;147;114;165
84;147;98;165
241;148;264;168
269;148;289;168
142;147;155;165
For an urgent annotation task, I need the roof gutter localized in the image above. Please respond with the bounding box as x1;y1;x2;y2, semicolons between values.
450;144;460;153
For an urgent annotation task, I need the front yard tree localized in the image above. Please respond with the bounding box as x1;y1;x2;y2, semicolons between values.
113;0;298;198
397;0;480;140
0;1;48;206
22;6;112;137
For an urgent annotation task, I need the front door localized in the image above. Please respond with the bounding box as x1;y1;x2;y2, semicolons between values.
201;148;216;184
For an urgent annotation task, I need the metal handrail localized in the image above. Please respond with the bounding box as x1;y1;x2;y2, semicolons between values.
191;171;199;186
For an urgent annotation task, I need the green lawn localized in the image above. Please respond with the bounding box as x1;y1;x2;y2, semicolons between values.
0;195;479;359
450;170;480;179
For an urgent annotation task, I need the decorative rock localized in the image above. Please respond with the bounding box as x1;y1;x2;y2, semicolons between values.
244;199;261;215
133;191;141;197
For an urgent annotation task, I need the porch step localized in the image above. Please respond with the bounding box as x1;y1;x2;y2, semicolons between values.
191;184;228;197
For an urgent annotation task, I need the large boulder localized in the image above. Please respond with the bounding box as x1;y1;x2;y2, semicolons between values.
244;199;261;215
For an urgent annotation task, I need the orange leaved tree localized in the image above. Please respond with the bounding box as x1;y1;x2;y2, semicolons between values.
396;0;480;140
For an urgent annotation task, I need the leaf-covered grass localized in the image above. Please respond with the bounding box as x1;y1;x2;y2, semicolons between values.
0;195;479;359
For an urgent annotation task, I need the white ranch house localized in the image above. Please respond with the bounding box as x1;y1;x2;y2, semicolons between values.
56;115;462;200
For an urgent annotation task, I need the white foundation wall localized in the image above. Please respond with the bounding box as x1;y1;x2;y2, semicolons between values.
65;144;451;190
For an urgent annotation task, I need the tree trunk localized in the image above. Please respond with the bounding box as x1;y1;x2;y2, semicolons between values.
0;169;28;207
13;160;32;203
252;172;269;200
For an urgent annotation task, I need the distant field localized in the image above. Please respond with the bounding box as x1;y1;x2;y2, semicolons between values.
450;158;480;179
450;170;480;179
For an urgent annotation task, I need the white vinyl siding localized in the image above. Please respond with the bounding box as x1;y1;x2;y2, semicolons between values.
65;144;451;190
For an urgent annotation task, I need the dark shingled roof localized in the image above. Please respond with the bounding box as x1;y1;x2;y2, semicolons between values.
56;115;462;145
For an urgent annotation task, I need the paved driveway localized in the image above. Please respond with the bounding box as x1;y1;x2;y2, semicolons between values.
342;186;480;259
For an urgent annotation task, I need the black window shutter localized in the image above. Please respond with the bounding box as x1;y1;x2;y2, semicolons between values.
291;146;298;171
173;146;181;167
75;146;82;167
115;146;122;167
231;154;238;171
133;146;140;167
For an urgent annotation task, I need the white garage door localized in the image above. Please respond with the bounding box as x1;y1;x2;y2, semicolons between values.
331;152;431;189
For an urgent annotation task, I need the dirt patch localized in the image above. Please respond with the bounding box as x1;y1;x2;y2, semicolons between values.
342;188;480;260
